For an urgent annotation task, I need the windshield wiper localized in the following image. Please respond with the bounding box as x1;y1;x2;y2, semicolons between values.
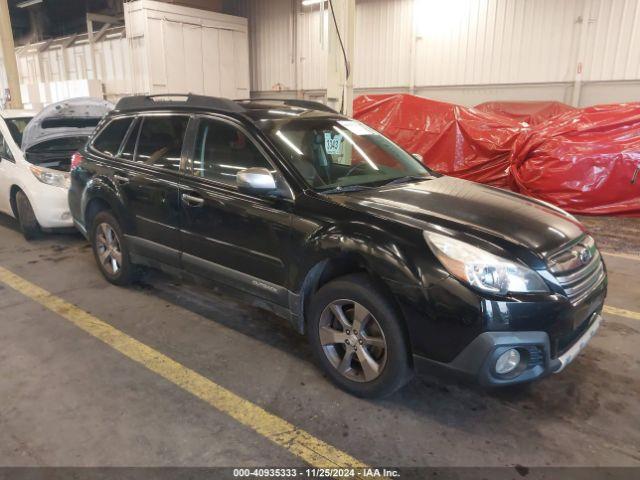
380;175;431;187
319;184;375;195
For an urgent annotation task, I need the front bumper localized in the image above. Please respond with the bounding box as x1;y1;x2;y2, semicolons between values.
28;182;74;229
549;314;602;373
414;313;602;386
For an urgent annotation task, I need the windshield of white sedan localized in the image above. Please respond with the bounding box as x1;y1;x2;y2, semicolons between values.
5;117;32;146
265;118;429;191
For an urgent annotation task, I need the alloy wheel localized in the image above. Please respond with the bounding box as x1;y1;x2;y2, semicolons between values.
318;299;388;382
95;223;123;276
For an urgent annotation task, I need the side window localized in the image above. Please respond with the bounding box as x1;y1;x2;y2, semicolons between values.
135;116;189;172
193;119;272;186
0;134;14;161
92;117;134;156
119;118;140;162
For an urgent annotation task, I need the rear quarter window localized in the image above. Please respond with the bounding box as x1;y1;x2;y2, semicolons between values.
92;117;134;156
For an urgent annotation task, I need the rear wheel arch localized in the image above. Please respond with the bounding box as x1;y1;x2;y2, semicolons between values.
83;188;133;240
84;197;113;238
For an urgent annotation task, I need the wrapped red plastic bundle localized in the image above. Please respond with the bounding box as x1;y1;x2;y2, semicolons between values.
510;103;640;217
353;94;525;188
474;101;575;126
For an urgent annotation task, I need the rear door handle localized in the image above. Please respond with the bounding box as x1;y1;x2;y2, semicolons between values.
181;193;205;207
113;174;129;185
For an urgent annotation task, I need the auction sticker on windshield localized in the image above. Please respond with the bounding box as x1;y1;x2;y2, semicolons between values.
324;132;343;154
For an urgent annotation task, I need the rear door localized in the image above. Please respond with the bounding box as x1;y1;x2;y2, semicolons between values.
179;115;293;305
91;113;191;267
119;114;191;267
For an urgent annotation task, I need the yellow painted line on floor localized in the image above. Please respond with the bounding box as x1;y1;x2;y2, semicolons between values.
601;251;640;261
603;305;640;321
0;266;367;472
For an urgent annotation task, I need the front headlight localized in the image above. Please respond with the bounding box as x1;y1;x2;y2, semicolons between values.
424;231;549;295
29;166;70;189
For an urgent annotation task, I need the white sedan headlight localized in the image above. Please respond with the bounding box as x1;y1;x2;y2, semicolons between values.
29;165;71;189
424;231;549;295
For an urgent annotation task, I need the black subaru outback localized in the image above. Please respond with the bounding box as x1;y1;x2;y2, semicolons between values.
69;94;607;398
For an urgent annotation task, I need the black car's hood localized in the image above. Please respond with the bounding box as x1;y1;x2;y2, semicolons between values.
330;176;585;256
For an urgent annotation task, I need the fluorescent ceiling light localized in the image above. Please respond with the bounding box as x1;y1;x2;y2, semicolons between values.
333;126;379;171
302;0;326;6
276;130;304;156
16;0;43;8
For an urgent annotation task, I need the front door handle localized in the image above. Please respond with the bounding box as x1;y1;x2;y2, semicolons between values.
181;193;205;207
113;174;129;185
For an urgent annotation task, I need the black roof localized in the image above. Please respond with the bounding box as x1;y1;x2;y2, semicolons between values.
113;94;339;118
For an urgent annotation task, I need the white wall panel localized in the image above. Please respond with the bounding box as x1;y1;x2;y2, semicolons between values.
354;0;413;88
244;0;640;106
298;4;329;90
246;0;295;91
584;0;640;80
413;0;582;86
3;0;639;107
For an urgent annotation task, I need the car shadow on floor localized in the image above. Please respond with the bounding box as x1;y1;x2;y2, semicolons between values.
130;267;635;436
134;269;314;362
0;213;84;243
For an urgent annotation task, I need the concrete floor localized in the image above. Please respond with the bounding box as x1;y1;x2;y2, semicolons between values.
0;214;639;469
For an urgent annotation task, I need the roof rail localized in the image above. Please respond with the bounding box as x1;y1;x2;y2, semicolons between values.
115;94;245;113
236;98;339;114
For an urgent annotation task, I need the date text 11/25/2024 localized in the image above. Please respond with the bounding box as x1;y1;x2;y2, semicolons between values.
232;468;400;478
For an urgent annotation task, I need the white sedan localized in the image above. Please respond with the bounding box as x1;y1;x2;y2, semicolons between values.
0;98;112;239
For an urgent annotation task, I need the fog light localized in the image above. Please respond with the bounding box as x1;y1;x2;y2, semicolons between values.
495;348;520;375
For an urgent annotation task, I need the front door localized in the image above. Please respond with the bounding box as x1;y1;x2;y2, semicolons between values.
179;116;292;305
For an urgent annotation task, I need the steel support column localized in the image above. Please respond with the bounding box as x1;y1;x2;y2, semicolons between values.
326;0;355;115
0;0;23;109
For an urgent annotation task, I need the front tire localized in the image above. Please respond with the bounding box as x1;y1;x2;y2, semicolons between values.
16;191;42;240
15;191;42;240
91;211;136;286
307;274;413;398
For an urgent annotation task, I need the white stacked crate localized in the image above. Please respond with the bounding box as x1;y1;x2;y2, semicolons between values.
124;0;250;99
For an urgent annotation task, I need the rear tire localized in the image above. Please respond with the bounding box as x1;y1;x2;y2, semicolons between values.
307;273;413;398
15;191;42;240
90;211;136;286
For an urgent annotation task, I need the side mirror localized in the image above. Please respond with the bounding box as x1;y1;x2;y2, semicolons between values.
412;153;423;162
237;167;278;197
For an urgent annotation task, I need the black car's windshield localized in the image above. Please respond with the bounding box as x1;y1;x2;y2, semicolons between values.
5;117;32;146
264;117;430;192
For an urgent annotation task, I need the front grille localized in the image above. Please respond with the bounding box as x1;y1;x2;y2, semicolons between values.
548;236;606;305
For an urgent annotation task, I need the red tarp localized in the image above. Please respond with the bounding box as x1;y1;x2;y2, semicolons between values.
474;100;576;125
353;94;524;189
509;103;640;217
353;94;640;216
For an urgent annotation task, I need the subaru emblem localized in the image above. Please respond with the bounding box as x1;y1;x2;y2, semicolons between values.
579;247;592;265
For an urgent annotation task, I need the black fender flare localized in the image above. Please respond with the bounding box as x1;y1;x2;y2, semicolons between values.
289;222;429;333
